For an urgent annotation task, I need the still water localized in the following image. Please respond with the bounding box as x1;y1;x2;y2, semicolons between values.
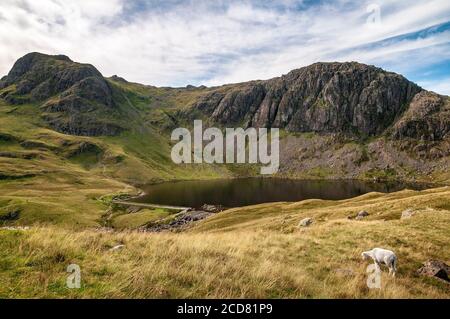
135;178;429;208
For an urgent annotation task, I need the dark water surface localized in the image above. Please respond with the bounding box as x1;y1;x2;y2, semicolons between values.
135;178;430;208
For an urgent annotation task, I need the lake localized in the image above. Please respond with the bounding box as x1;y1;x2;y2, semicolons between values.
135;178;429;208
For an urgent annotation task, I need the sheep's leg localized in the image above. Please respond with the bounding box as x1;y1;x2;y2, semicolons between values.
392;258;397;277
385;258;392;276
384;256;396;277
391;263;397;277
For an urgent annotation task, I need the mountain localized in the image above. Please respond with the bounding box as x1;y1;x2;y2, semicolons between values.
0;52;449;192
192;63;417;134
1;54;449;299
2;53;449;141
0;53;125;136
190;62;450;141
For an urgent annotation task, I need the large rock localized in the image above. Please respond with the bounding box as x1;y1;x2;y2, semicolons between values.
0;209;20;221
355;210;369;220
190;62;422;137
298;217;313;227
417;260;450;282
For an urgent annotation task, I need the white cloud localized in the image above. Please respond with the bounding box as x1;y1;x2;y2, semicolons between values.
0;0;449;94
420;77;450;95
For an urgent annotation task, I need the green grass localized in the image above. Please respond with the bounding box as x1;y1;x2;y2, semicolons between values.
363;168;398;181
1;81;450;298
307;166;335;178
0;89;239;226
0;187;448;298
111;208;172;230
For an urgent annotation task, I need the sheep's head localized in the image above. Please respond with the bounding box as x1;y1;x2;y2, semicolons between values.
361;252;370;260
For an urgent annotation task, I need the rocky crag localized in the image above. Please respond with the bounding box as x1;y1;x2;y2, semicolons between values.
189;62;449;141
0;52;123;136
0;53;449;183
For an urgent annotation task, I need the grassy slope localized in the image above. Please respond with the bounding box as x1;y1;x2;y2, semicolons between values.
0;83;234;226
0;187;448;298
0;77;449;298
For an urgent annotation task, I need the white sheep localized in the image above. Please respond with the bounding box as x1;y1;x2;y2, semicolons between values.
361;248;398;277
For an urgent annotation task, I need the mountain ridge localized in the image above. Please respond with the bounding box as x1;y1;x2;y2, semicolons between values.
3;52;448;144
188;61;425;137
0;52;449;186
0;52;449;229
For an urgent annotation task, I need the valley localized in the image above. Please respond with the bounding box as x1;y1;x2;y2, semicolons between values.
0;53;448;298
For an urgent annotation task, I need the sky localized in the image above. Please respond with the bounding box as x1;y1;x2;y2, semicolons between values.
0;0;449;94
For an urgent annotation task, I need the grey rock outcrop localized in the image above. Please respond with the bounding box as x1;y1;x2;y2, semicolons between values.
0;209;20;221
144;206;223;232
190;62;422;137
298;217;313;227
358;210;369;216
0;52;123;137
417;260;450;282
356;211;369;220
391;91;450;141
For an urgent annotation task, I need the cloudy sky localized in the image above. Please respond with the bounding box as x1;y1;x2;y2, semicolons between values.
0;0;449;94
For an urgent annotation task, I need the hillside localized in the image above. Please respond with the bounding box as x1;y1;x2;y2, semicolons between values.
0;52;449;227
0;53;449;299
1;187;449;298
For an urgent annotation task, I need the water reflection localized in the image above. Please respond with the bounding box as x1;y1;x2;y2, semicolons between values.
136;178;429;208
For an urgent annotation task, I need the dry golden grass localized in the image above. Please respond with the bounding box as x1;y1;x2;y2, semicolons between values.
0;187;449;298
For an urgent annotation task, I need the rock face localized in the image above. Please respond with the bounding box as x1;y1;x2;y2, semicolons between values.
0;53;104;103
1;53;448;146
0;52;123;136
391;91;450;141
191;62;422;137
417;260;450;282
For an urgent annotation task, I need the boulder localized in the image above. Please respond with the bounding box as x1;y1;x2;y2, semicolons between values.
401;209;415;219
299;217;313;227
354;211;369;220
0;209;20;221
357;210;369;218
109;244;125;251
417;260;449;282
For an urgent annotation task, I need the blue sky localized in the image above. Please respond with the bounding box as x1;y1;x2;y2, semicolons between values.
0;0;449;94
